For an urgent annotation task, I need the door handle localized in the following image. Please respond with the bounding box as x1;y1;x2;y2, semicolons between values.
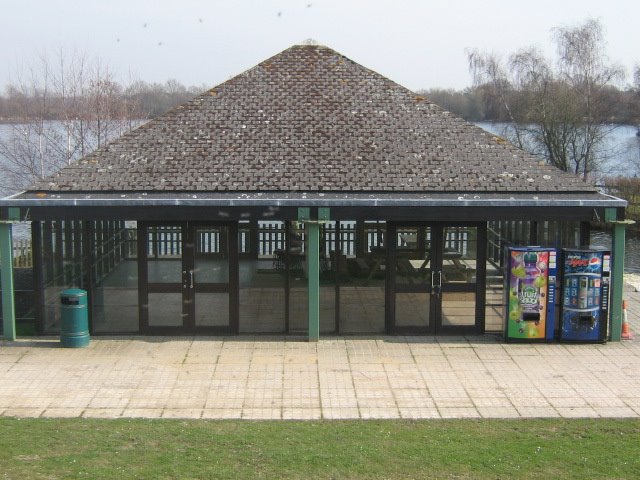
183;270;194;289
432;270;442;296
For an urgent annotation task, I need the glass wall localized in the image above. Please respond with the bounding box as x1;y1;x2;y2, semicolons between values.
485;221;530;333
239;220;286;333
320;222;338;333
537;221;581;248
93;221;139;333
288;221;307;333
338;220;386;333
440;226;479;329
38;220;87;334
34;220;138;334
27;216;591;337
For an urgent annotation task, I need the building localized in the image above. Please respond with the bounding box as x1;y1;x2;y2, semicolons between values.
0;44;629;341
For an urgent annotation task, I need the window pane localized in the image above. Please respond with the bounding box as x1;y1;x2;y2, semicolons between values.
395;292;430;328
442;226;477;284
147;226;182;283
441;291;475;327
195;293;229;327
194;226;229;283
396;226;431;285
338;221;385;333
148;293;183;327
240;221;286;333
93;221;139;333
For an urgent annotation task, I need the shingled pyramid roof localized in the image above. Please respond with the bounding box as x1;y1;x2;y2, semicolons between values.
32;44;594;194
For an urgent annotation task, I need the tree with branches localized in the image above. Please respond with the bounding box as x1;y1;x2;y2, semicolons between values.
468;18;625;181
0;51;144;194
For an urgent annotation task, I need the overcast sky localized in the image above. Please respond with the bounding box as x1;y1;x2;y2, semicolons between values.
1;0;638;92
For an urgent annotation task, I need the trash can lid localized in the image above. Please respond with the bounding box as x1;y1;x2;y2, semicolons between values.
60;288;87;298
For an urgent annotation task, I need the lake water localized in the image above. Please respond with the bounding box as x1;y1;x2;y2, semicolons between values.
591;230;640;274
476;122;640;178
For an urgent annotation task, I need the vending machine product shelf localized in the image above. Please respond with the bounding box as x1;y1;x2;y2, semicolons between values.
559;249;611;343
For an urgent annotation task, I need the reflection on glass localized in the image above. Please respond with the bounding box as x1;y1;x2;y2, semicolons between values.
94;256;139;333
396;226;431;284
147;259;182;283
240;281;285;333
148;293;183;327
537;221;580;248
289;287;308;333
341;286;385;333
92;221;139;333
195;293;229;326
485;228;505;333
146;225;182;283
442;227;477;284
194;226;229;283
288;221;308;333
441;292;475;326
485;303;503;332
41;220;86;334
320;287;336;333
395;293;430;327
485;279;504;332
338;220;386;333
240;221;286;333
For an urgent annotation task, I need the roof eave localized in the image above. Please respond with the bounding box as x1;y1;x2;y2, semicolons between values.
0;193;627;209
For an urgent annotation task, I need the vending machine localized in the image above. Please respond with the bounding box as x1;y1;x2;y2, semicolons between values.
505;247;558;342
559;249;611;343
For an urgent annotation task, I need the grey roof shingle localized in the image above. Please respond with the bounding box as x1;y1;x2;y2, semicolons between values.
31;44;595;194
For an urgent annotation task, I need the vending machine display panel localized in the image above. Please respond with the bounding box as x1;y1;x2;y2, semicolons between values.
505;247;557;342
560;249;610;343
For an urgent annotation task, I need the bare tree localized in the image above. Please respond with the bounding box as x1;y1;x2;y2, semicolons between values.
634;65;640;125
0;51;143;194
468;18;625;180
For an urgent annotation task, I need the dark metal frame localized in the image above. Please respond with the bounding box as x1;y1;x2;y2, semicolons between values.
137;221;239;335
26;209;591;338
20;204;604;223
32;221;45;335
387;221;487;335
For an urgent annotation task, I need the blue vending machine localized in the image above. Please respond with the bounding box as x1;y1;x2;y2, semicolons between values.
559;249;611;343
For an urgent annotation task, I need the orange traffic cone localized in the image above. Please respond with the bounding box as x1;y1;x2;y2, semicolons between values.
622;299;632;340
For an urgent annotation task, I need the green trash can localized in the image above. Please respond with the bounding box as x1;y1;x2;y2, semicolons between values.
60;289;89;348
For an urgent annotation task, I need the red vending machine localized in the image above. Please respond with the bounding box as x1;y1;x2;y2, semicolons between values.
505;247;558;342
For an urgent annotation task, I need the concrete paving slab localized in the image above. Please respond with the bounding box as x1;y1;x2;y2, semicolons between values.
1;282;640;420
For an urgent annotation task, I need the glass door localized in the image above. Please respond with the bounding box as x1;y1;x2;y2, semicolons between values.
390;223;485;334
190;224;237;332
390;224;438;333
439;225;484;334
141;223;186;330
139;222;237;333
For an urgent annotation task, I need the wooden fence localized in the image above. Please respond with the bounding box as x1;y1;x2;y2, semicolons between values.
12;238;32;268
0;238;33;269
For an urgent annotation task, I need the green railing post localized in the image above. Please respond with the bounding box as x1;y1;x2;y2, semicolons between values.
609;220;634;342
307;221;320;342
0;223;16;341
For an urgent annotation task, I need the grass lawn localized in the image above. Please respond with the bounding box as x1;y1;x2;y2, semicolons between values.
0;418;639;479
